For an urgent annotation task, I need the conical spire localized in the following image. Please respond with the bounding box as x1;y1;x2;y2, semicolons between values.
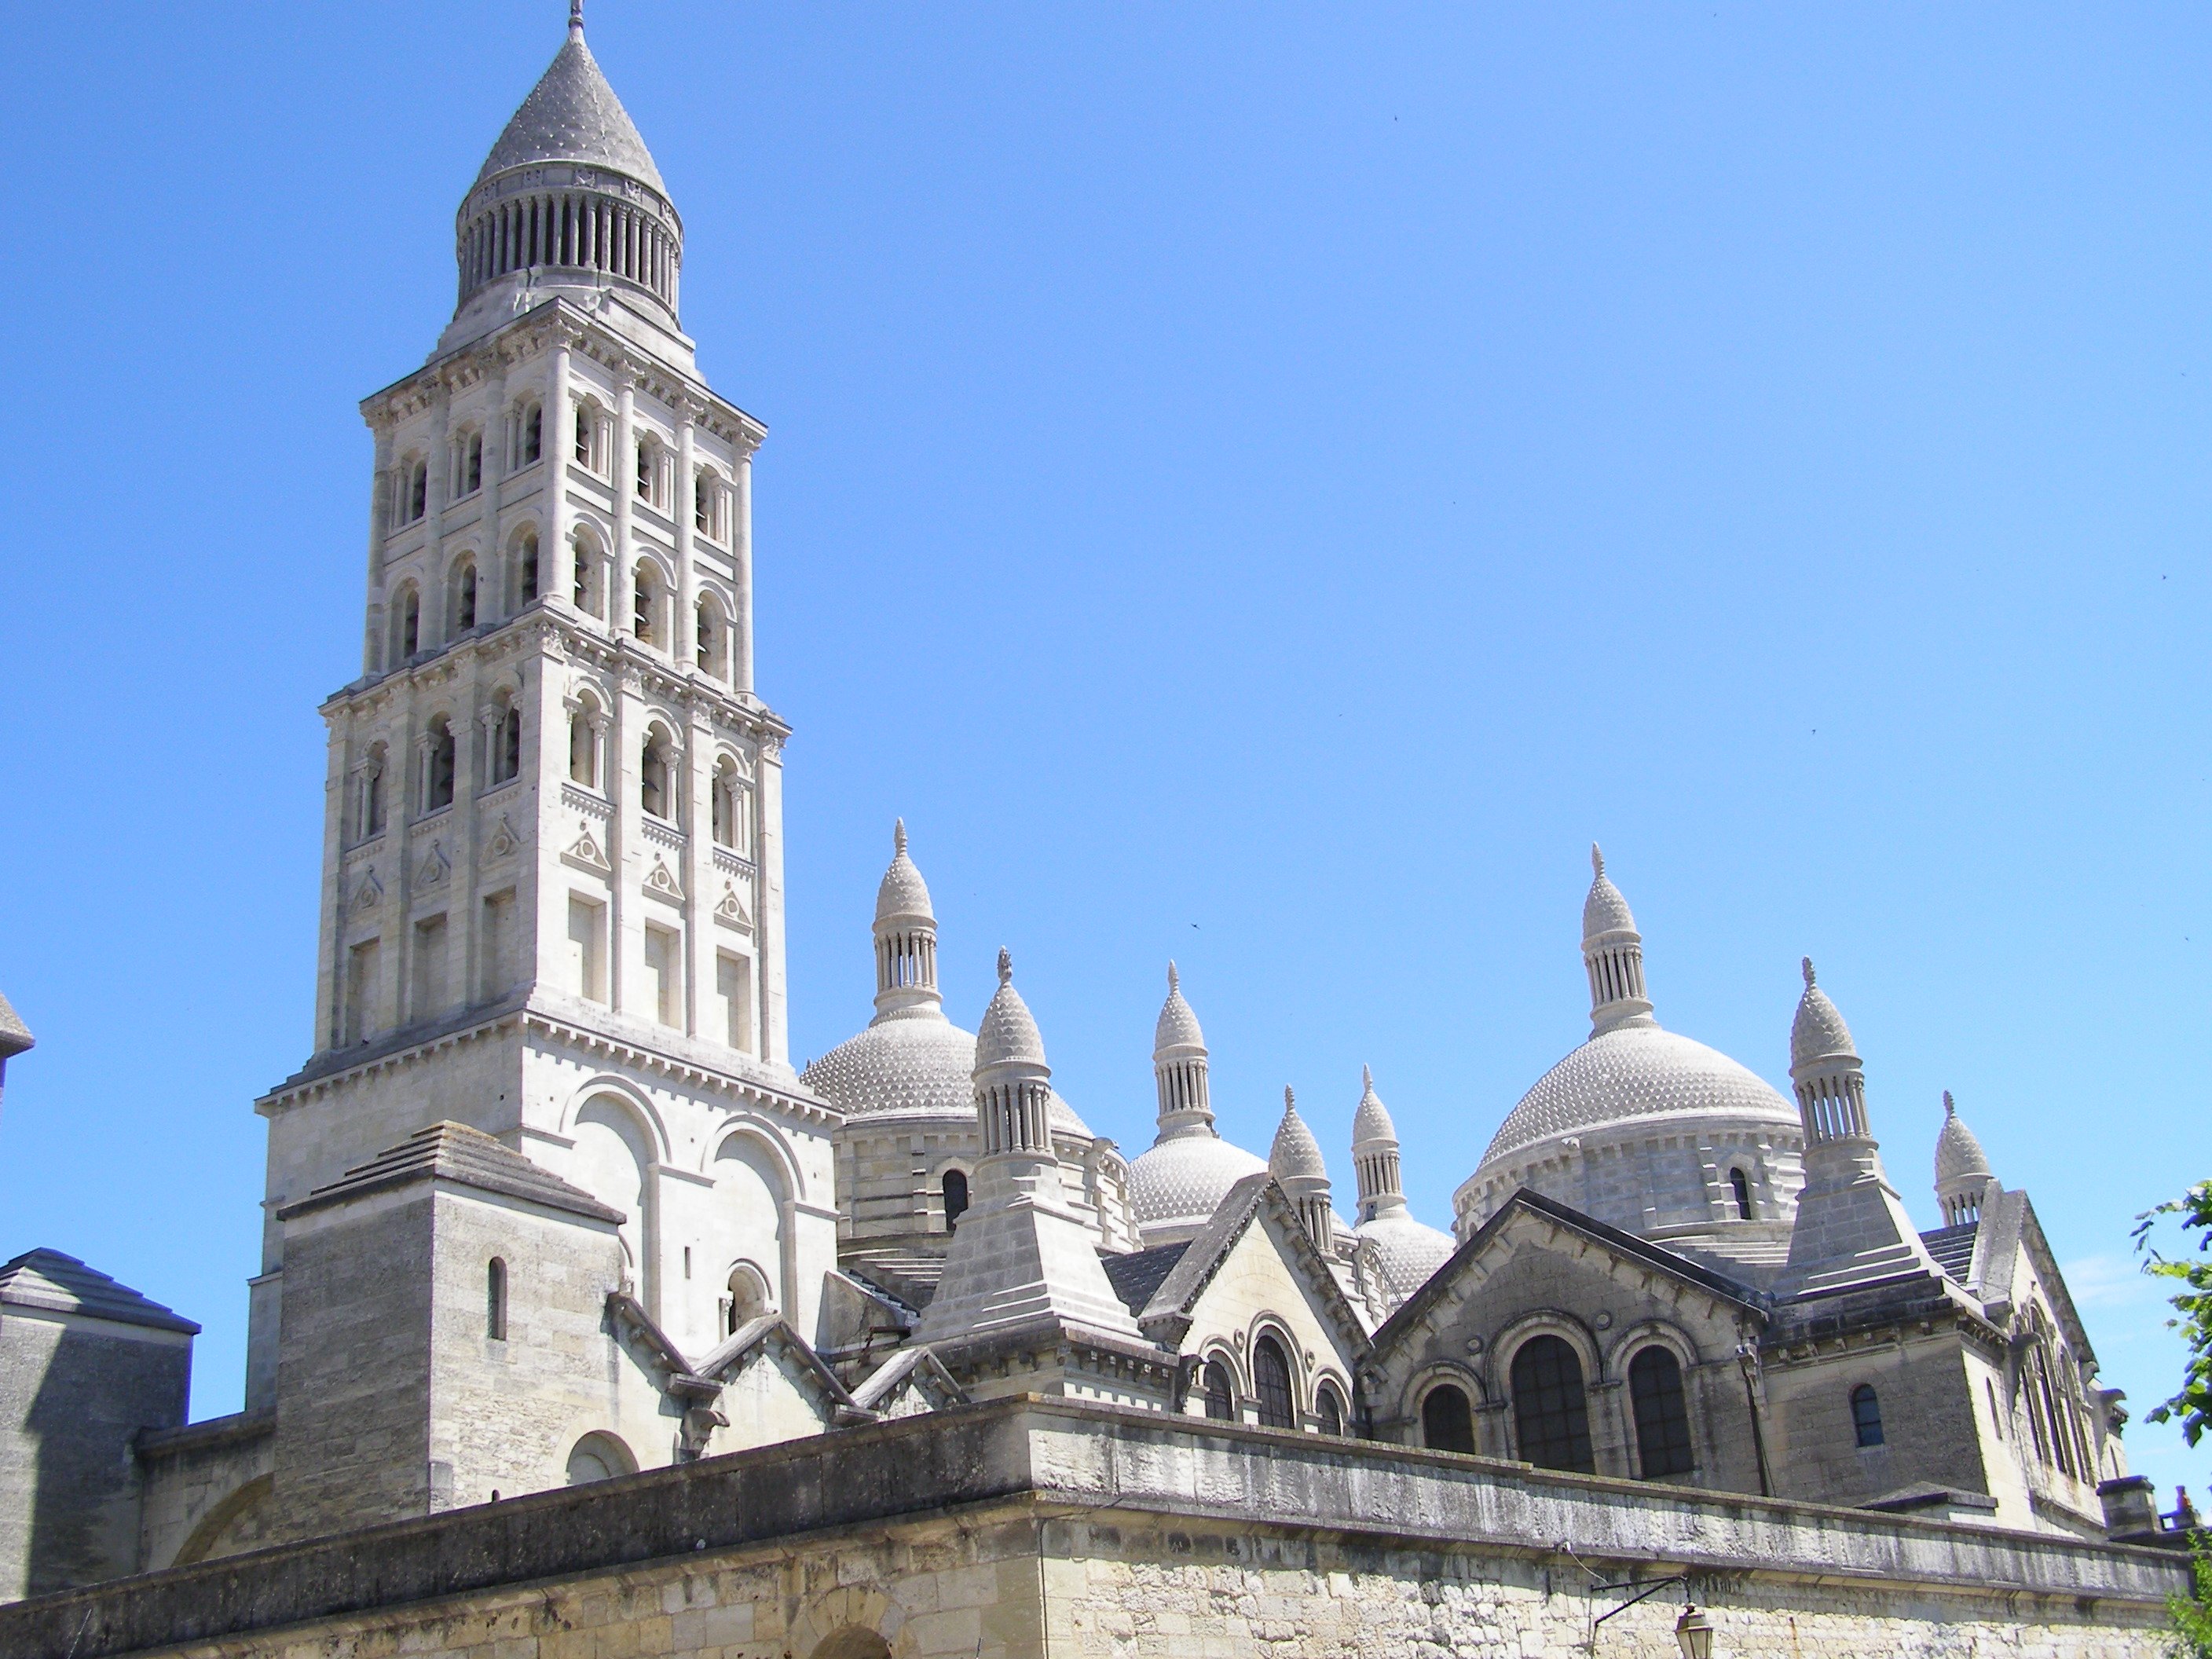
1270;1087;1335;1248
1151;961;1214;1137
974;948;1047;1073
1581;844;1654;1035
1790;957;1857;1070
1351;1065;1406;1221
1933;1090;1996;1227
870;819;942;1023
443;10;684;355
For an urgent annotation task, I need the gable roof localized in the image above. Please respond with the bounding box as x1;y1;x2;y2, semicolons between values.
1371;1186;1765;1357
278;1122;624;1225
1137;1173;1372;1361
848;1345;969;1415
606;1293;859;1422
0;1249;199;1335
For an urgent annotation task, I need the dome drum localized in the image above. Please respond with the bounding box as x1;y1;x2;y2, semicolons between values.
456;167;681;318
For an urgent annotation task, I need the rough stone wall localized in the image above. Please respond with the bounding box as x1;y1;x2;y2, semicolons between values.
270;1188;435;1540
0;1309;190;1599
135;1413;274;1573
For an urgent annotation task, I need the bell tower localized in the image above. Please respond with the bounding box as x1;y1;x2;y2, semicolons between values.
245;12;836;1425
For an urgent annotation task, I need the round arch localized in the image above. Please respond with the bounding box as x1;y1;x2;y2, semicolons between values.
1489;1309;1606;1396
559;1076;673;1165
564;1430;637;1485
700;1113;806;1198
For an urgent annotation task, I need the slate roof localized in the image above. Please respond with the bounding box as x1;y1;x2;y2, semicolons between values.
1101;1242;1190;1317
1920;1221;1979;1284
278;1122;623;1224
0;1249;199;1334
0;990;31;1058
475;30;667;197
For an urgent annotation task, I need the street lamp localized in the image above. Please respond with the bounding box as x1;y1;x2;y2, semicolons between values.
1675;1604;1715;1659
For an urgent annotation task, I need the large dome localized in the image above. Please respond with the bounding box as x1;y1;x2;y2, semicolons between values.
1480;1025;1800;1166
802;1017;1092;1136
1357;1210;1457;1302
1129;1132;1267;1238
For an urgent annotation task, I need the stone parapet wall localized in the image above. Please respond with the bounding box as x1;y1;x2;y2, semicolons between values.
0;1397;2187;1658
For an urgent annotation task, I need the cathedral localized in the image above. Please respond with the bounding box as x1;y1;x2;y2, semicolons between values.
0;14;2188;1654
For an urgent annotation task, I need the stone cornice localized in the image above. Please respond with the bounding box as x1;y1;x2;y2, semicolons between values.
361;300;764;452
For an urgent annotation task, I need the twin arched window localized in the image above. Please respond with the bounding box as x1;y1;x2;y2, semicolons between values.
573;401;602;470
712;757;750;851
518;401;543;467
696;601;728;679
1511;1335;1595;1473
396;458;428;525
452;430;483;498
394;585;422;661
1251;1333;1296;1430
1422;1382;1477;1454
635;437;667;507
355;744;388;840
1201;1359;1236;1422
489;700;521;786
450;559;478;634
640;731;673;819
568;700;602;789
423;717;456;811
512;530;540;609
572;533;604;617
1628;1346;1694;1478
632;560;665;645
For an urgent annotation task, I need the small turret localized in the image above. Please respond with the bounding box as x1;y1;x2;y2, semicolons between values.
871;820;942;1024
1789;958;1869;1144
974;949;1052;1163
1583;845;1655;1036
1350;1066;1405;1224
1270;1088;1335;1249
1152;962;1213;1137
1933;1091;1995;1226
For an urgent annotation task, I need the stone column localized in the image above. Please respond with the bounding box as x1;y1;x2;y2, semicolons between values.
548;338;573;606
683;704;714;1043
482;360;507;613
426;387;451;646
732;445;755;694
364;423;393;674
674;405;698;664
613;380;636;635
756;734;787;1064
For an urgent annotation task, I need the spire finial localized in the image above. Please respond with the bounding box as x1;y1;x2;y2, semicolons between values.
1362;1063;1373;1091
1284;1085;1296;1113
1801;956;1816;987
569;0;585;40
894;817;906;856
1943;1090;1955;1116
996;947;1012;987
1166;960;1179;993
1591;842;1605;877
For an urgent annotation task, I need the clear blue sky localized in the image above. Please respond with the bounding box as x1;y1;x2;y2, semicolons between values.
1;3;2205;1503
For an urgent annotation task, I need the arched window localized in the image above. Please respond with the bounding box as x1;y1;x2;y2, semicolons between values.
400;458;427;523
569;700;600;787
712;756;744;848
1628;1347;1694;1478
490;702;521;786
640;734;671;819
573;401;599;468
519;401;542;466
565;1431;635;1485
1421;1383;1476;1454
1252;1334;1296;1430
635;438;661;504
1511;1335;1595;1473
696;602;726;679
694;467;719;537
395;584;421;660
572;533;602;617
451;559;478;634
461;431;483;496
632;560;661;644
724;1262;771;1335
1851;1383;1884;1448
1201;1359;1236;1422
423;717;456;812
942;1168;969;1232
513;530;540;607
1729;1168;1752;1220
485;1258;507;1340
1315;1382;1346;1437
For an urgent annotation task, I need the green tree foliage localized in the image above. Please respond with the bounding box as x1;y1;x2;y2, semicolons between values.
2136;1180;2212;1449
2170;1535;2212;1659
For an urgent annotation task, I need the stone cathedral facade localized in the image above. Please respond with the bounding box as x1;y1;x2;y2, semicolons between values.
0;15;2191;1654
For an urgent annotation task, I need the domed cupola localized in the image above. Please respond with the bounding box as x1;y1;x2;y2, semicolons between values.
973;950;1053;1164
1349;1067;1456;1304
440;4;687;358
872;820;941;1023
1126;965;1265;1246
1933;1090;1995;1226
1269;1088;1335;1250
1789;958;1868;1142
1583;844;1654;1035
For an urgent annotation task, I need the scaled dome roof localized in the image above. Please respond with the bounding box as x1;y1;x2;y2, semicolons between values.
1582;844;1637;939
1350;1067;1396;1149
1154;963;1205;1054
801;1016;1090;1136
1789;958;1857;1068
875;821;934;925
475;27;668;197
1934;1092;1992;1186
1356;1210;1458;1299
1269;1097;1328;1182
1479;1024;1800;1168
1129;1133;1268;1232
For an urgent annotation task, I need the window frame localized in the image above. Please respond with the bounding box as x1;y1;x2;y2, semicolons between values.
1509;1334;1596;1474
1851;1383;1884;1448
